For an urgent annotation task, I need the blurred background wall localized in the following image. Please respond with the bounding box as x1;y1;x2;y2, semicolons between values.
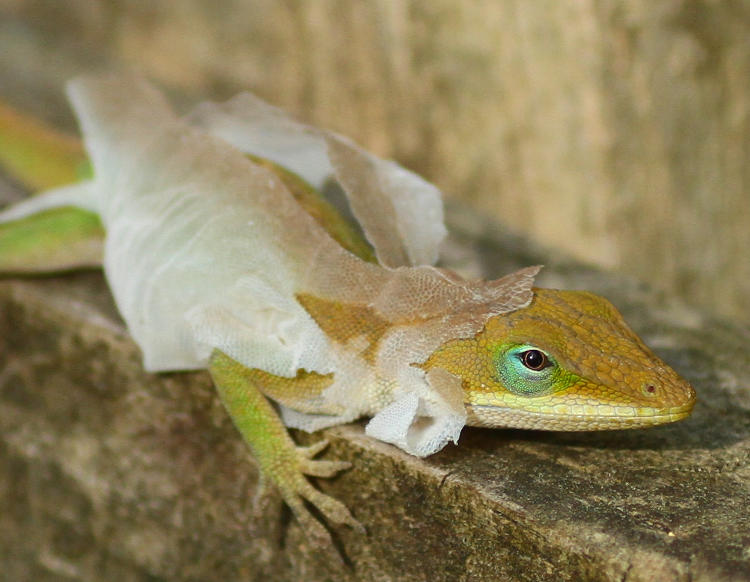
0;0;747;323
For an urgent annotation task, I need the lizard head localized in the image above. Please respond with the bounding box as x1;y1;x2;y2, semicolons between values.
421;288;696;430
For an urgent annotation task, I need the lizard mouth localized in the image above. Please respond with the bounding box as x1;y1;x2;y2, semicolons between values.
466;400;696;431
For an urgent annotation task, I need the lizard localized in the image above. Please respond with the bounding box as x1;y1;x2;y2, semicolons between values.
0;75;696;546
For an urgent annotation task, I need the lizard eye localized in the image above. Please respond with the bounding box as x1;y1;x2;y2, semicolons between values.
519;349;550;371
494;344;559;397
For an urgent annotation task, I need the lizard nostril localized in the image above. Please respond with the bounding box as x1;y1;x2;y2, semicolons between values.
642;384;657;397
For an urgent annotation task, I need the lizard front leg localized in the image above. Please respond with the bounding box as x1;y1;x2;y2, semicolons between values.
208;349;362;545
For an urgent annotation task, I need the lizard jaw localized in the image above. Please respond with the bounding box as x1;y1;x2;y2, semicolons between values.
465;399;696;431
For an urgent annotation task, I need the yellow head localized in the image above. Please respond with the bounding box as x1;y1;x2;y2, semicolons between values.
421;288;696;430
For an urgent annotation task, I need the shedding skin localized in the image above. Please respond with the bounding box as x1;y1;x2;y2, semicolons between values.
0;85;696;550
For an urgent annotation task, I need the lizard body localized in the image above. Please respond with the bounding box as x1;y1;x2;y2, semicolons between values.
0;76;695;545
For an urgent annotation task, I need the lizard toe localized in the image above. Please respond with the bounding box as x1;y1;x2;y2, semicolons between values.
297;438;330;459
298;456;352;478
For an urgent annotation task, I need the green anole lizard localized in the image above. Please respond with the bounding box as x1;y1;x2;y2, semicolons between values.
0;76;696;546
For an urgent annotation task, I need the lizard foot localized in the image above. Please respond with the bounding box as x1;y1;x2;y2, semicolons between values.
276;438;365;546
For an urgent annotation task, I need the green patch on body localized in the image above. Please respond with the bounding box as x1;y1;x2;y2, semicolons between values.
0;206;103;273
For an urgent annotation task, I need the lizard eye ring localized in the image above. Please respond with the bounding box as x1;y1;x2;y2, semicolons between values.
519;349;550;371
496;345;557;396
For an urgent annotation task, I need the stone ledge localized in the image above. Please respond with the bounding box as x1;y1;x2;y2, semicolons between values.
1;210;749;581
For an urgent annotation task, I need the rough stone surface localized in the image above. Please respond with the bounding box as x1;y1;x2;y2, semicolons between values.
0;199;748;581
